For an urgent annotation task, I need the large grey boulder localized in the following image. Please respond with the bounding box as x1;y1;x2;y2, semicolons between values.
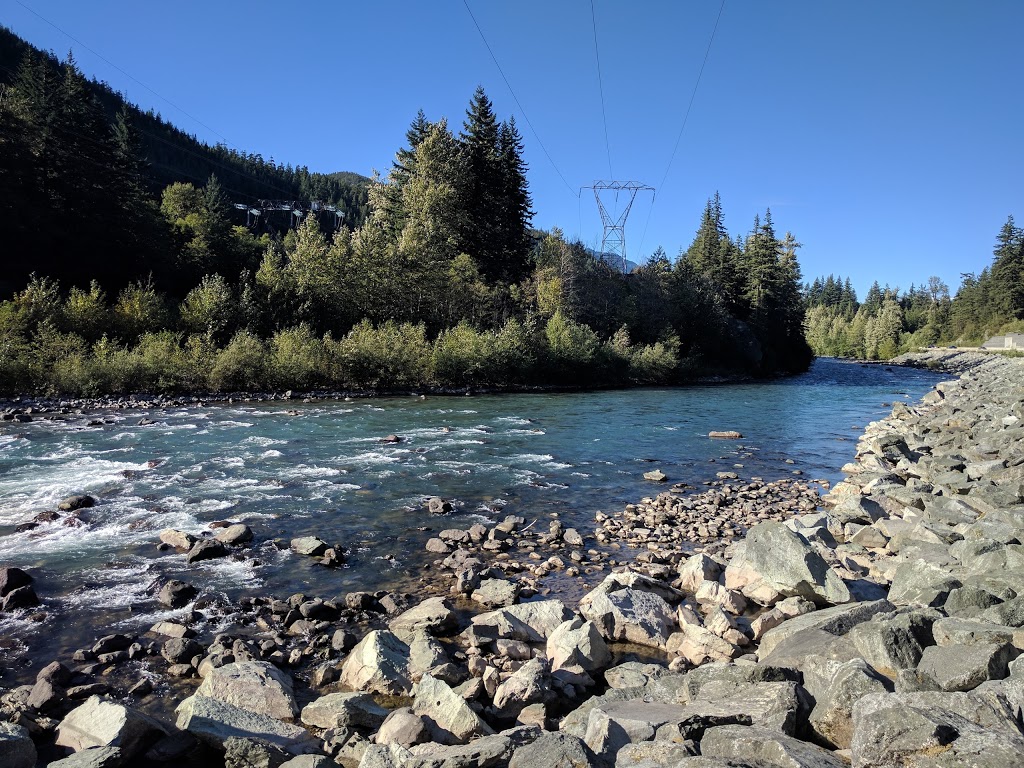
408;632;450;681
847;609;936;675
492;658;549;716
579;587;675;649
757;599;893;658
931;616;1023;648
290;536;329;556
546;617;611;673
700;724;846;768
668;623;742;665
850;690;1024;767
55;696;167;758
412;674;493;745
340;630;413;696
0;722;36;768
175;695;318;754
680;680;804;736
471;578;519;608
47;747;123;768
507;731;598;768
583;700;689;762
808;658;891;749
724;522;851;606
678;554;722;593
300;692;389;730
887;558;963;607
195;661;298;721
374;708;429;749
388;597;456;643
916;642;1017;691
615;741;699;767
470;599;574;643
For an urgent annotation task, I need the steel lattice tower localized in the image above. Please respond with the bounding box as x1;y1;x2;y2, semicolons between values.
584;181;655;272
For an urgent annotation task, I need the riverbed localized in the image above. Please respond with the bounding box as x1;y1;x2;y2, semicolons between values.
0;358;947;681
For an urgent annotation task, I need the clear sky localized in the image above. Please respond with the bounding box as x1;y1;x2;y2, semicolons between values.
4;1;1021;299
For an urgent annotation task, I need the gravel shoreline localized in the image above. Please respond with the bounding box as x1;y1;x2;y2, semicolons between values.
2;350;1022;767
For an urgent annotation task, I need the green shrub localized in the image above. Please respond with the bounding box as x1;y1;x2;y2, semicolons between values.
544;310;600;379
337;320;432;389
268;325;324;390
432;322;493;386
209;330;266;391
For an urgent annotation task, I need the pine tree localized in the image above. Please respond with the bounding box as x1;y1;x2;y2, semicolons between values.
458;87;504;282
990;215;1024;320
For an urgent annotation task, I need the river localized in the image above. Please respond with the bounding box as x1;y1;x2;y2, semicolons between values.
0;358;947;679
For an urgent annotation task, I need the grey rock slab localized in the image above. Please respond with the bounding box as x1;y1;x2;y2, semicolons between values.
679;680;804;736
376;707;430;748
46;746;123;768
491;658;549;716
916;642;1018;691
507;732;599;768
470;579;519;609
887;558;963;607
215;523;254;545
615;740;699;767
413;673;494;745
932;617;1023;648
808;658;891;749
847;608;937;675
195;660;298;720
340;630;413;696
0;721;36;768
850;690;1024;768
280;757;331;768
175;694;318;754
604;662;667;690
700;724;846;768
723;521;851;606
579;587;676;649
469;599;573;642
404;732;515;767
300;691;388;730
389;597;457;643
290;536;329;557
546;617;611;674
757;599;893;658
583;700;689;762
55;696;167;758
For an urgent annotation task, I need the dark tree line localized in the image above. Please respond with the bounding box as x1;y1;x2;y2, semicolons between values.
0;24;814;395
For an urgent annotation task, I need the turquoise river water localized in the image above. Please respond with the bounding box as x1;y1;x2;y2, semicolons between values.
0;358;947;677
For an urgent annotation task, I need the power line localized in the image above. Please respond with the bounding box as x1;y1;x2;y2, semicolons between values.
461;0;578;198
590;0;613;179
637;0;726;261
14;0;237;149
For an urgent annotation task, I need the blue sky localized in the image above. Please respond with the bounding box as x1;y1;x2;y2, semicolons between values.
5;1;1021;299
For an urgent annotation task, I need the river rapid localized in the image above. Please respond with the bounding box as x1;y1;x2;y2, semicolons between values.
0;358;946;683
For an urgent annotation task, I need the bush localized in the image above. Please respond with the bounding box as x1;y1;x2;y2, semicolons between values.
490;316;542;384
209;330;266;391
432;322;493;386
268;325;325;390
337;320;432;389
544;311;600;379
629;334;680;383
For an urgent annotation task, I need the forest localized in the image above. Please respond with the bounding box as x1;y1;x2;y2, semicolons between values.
804;215;1024;359
0;31;812;396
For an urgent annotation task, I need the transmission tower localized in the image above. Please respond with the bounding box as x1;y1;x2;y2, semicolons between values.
583;181;655;272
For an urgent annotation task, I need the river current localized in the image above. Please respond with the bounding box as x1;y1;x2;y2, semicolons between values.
0;358;946;676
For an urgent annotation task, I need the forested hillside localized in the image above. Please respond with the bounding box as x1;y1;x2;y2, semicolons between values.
0;28;811;395
804;215;1024;358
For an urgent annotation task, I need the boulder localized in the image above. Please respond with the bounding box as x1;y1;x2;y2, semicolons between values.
579;587;675;649
808;658;891;749
59;495;95;511
301;692;388;730
161;637;203;665
615;741;700;767
916;642;1018;691
507;732;598;768
547;618;611;674
185;539;228;564
412;673;493;744
175;695;318;754
680;680;804;736
583;700;689;762
701;724;845;767
222;737;290;768
678;554;722;593
470;600;574;642
374;708;430;748
388;597;456;642
157;579;198;608
471;578;519;608
0;566;33;597
643;470;667;482
159;529;196;550
56;696;166;759
47;747;123;767
723;522;851;606
492;658;549;716
667;624;741;665
193;661;298;721
887;558;963;607
847;609;936;675
0;722;36;768
215;524;254;546
290;536;329;557
757;599;893;658
851;690;1024;767
931;617;1023;648
2;584;39;610
339;630;413;696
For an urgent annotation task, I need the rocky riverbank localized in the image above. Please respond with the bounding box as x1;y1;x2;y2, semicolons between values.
2;351;1022;767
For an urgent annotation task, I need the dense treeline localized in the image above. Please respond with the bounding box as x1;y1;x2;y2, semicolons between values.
0;27;368;295
0;27;812;395
804;216;1024;358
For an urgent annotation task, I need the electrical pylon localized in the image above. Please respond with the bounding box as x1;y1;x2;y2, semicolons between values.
583;181;655;272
